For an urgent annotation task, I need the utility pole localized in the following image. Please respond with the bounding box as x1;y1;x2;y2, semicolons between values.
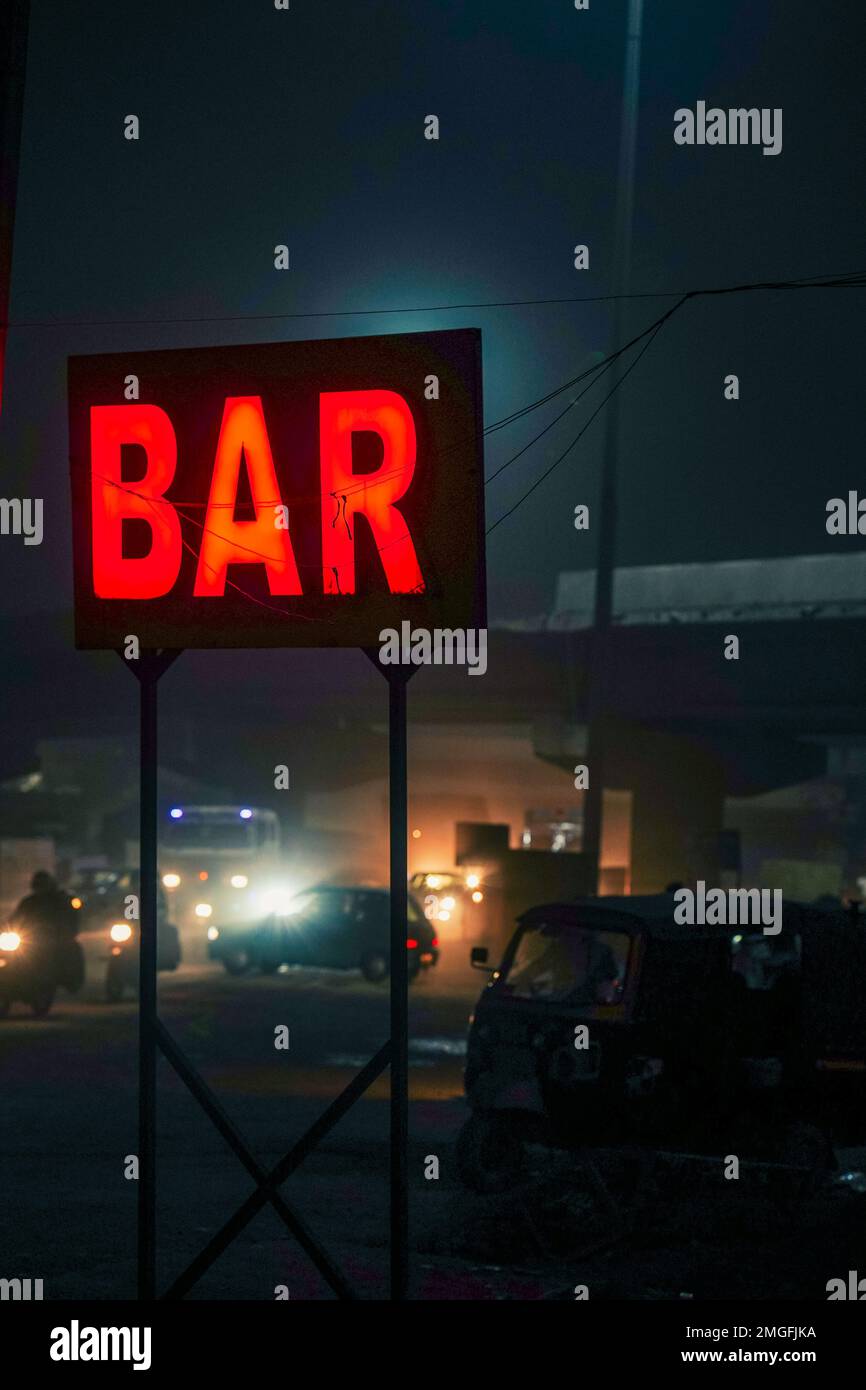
581;0;644;888
0;0;30;418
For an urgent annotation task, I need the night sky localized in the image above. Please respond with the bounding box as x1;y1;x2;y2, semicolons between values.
1;0;864;626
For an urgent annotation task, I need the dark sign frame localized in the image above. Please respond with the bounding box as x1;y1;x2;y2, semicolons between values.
69;328;485;649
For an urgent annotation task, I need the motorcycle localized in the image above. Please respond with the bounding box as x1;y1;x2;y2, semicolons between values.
0;925;84;1019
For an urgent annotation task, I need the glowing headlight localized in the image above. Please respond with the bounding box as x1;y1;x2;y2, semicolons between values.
425;874;444;890
71;896;83;910
231;874;248;889
207;926;219;941
195;902;213;919
0;930;21;951
471;890;484;903
442;896;456;911
437;910;451;922
162;873;181;889
465;873;481;890
110;923;133;943
260;888;300;916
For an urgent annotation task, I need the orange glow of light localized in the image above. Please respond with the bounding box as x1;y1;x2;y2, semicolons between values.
194;396;302;597
91;404;182;598
319;389;424;595
70;897;83;909
198;871;208;881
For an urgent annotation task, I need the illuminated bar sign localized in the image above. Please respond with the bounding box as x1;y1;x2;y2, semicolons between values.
68;328;484;649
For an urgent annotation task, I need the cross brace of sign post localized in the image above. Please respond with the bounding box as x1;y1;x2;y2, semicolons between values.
123;647;415;1301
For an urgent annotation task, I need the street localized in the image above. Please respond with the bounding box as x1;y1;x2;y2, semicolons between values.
3;933;865;1302
0;936;488;1300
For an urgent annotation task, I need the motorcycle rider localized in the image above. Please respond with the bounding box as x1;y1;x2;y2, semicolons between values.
11;870;84;992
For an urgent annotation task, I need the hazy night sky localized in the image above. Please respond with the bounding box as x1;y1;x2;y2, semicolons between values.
1;0;864;626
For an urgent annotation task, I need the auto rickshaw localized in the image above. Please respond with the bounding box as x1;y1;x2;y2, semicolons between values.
457;894;866;1191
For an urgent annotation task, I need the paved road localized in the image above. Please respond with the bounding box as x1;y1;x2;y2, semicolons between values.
0;940;493;1300
2;938;865;1301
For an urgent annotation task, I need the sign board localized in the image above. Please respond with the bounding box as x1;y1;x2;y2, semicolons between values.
68;329;484;649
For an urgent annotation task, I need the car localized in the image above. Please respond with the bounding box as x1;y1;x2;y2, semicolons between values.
409;869;487;936
208;886;439;981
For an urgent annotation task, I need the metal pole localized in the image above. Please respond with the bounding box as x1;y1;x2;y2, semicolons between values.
138;655;158;1300
0;0;31;418
388;669;409;1301
582;0;644;886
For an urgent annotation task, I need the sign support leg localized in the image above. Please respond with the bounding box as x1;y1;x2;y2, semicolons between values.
121;647;181;1300
388;666;410;1301
138;656;157;1300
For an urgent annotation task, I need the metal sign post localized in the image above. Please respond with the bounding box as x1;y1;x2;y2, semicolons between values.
122;645;417;1301
69;326;485;1299
366;652;417;1300
122;647;181;1300
388;665;411;1302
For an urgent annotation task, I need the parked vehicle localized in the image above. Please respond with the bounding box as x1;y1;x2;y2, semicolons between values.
457;895;866;1191
208;885;438;981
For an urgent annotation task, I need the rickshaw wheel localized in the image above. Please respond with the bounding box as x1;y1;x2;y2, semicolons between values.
456;1112;527;1193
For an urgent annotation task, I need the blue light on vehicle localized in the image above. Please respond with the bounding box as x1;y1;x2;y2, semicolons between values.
239;808;252;820
170;807;183;819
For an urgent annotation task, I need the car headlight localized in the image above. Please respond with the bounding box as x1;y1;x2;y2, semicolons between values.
230;874;248;889
195;903;213;919
207;925;219;941
110;923;133;943
162;873;181;889
442;896;456;911
0;930;21;951
260;888;300;916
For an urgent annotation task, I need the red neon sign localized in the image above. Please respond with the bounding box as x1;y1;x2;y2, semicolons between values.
69;329;485;650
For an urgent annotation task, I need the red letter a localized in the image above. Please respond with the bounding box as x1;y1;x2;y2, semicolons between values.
194;397;301;596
